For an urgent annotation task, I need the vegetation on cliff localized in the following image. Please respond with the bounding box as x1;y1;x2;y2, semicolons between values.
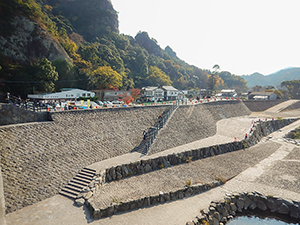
0;0;248;98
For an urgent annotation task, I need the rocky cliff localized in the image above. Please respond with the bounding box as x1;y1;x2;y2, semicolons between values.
0;16;72;64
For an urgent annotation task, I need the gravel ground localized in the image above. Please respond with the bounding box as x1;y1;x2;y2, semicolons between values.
90;141;281;209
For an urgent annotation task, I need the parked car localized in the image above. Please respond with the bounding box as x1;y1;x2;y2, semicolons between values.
95;101;103;106
112;100;122;104
103;101;113;107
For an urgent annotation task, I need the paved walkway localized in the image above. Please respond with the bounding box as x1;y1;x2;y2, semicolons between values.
5;114;300;225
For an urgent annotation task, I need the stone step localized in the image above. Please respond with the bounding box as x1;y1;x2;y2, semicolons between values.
76;173;93;181
68;181;86;189
69;178;89;187
59;189;78;199
79;171;94;178
60;167;96;199
61;187;80;196
83;167;96;174
65;184;82;193
73;176;92;184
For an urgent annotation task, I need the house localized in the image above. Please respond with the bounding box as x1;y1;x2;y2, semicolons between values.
27;88;95;100
217;89;237;98
141;86;179;101
177;91;185;100
161;86;178;101
141;86;164;101
91;90;131;101
248;92;277;100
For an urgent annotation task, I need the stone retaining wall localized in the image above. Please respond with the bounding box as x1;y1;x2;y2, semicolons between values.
243;100;285;112
84;119;297;219
149;101;251;154
186;192;300;224
89;181;223;219
0;106;167;213
100;119;296;184
0;103;49;126
282;100;300;112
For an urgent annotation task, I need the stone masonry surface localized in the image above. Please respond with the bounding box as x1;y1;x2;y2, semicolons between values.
243;100;285;112
149;101;251;154
282;100;300;112
0;104;49;126
88;141;281;217
0;101;288;215
0;106;167;213
82;118;296;219
187;192;300;224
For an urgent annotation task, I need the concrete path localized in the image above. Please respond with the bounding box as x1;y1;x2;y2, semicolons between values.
250;100;300;119
264;99;299;113
5;118;300;225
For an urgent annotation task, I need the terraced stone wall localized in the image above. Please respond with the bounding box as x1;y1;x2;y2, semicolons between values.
149;101;251;154
0;106;167;213
0;104;49;126
243;100;284;112
282;101;300;112
102;118;297;183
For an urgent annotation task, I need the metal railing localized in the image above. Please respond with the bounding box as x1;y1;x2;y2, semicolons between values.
140;102;179;155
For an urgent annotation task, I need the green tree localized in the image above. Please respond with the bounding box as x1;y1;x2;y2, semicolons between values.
208;64;221;94
281;80;300;99
32;58;58;93
145;66;172;86
89;66;122;89
52;59;77;91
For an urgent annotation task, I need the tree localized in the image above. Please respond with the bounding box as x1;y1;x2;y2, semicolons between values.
53;59;77;91
89;66;122;90
208;64;221;95
118;92;133;104
129;88;140;100
145;66;172;86
281;80;300;99
32;58;58;93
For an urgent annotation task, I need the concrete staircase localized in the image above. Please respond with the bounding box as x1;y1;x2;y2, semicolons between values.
137;103;179;155
59;167;96;199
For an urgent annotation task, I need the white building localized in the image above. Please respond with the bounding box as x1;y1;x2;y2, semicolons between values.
162;86;178;100
142;86;179;101
27;88;95;100
142;86;164;101
248;92;277;100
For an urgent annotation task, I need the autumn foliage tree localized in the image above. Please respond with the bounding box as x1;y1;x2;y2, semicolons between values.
118;92;133;104
89;66;122;90
129;88;140;100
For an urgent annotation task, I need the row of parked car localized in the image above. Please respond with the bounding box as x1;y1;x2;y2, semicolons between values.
95;100;123;107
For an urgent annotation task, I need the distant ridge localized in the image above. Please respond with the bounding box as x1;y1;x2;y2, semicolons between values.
241;67;300;88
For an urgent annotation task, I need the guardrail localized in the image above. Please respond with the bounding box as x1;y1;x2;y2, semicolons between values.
141;102;179;154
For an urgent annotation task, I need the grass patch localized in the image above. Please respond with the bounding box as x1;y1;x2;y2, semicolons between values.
215;176;227;183
185;178;192;187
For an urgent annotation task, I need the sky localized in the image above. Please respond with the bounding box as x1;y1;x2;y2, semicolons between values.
112;0;300;76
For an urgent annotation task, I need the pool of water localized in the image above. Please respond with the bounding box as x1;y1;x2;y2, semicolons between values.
227;216;298;225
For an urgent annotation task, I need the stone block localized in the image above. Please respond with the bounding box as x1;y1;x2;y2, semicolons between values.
75;197;85;206
277;202;290;215
257;200;267;211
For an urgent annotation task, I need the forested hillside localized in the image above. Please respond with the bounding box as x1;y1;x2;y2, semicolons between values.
0;0;248;98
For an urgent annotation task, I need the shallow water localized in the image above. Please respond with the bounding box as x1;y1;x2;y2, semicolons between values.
227;216;297;225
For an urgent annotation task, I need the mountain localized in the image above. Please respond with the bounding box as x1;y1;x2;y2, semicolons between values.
0;0;248;98
241;67;300;88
